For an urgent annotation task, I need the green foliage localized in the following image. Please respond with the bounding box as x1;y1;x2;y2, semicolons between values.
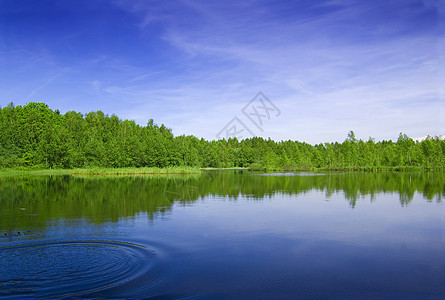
0;102;443;171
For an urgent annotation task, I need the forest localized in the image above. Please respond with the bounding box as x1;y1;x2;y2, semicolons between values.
0;102;443;170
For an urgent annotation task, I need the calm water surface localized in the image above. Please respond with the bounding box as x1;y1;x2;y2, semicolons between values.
0;172;444;299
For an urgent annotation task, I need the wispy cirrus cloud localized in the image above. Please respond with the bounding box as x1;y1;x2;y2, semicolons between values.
1;0;442;143
107;0;441;142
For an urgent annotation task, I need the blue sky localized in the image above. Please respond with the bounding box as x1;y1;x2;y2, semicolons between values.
0;0;442;143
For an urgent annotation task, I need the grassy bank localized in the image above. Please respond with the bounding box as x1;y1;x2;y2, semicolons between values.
247;165;440;172
0;166;202;177
0;165;441;178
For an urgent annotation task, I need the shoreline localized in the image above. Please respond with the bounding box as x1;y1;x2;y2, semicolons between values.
0;167;202;177
0;166;441;177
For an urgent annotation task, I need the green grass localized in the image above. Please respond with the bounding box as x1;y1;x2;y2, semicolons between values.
0;166;202;177
246;165;438;172
0;165;440;178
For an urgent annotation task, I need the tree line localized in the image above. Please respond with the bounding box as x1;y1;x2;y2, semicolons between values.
0;102;443;170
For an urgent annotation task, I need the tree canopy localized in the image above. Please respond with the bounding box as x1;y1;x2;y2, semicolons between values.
0;102;443;170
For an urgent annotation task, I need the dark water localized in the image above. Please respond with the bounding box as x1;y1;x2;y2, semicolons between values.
0;171;444;299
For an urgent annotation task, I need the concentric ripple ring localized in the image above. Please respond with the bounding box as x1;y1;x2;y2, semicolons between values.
0;240;158;298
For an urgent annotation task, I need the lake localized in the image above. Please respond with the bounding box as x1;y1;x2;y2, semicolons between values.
0;171;444;299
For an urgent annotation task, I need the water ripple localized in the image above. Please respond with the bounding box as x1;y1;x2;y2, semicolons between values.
0;240;159;298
